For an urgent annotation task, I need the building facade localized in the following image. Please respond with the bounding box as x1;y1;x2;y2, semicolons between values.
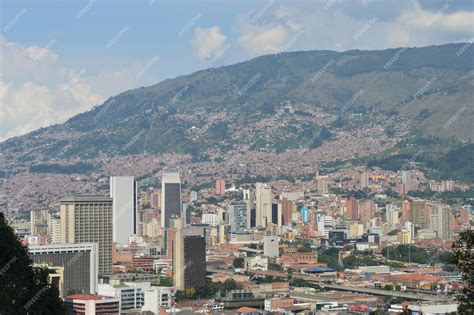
161;173;181;228
60;196;113;275
110;176;137;244
29;243;98;295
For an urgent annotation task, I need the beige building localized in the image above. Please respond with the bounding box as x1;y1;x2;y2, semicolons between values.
172;219;206;290
60;196;113;275
255;183;272;227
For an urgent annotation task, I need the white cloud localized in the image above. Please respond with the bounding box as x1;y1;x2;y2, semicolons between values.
387;25;411;47
0;35;148;141
399;2;474;32
191;26;227;60
239;24;290;56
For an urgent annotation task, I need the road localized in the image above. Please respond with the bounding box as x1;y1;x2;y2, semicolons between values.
321;284;451;302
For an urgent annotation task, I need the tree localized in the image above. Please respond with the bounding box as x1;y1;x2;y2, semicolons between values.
233;257;244;269
0;212;64;314
452;229;474;314
158;276;173;287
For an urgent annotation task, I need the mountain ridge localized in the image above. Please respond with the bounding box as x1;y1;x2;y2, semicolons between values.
1;43;473;177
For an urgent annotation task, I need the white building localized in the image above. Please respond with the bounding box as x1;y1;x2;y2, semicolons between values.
29;243;98;295
317;215;333;239
142;286;174;313
202;213;219;226
98;282;149;311
110;176;137;244
49;213;61;244
263;234;279;258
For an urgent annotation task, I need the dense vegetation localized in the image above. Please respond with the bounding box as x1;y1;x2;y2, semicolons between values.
367;139;474;184
29;162;94;174
174;279;241;301
381;245;455;265
0;212;64;314
452;229;474;313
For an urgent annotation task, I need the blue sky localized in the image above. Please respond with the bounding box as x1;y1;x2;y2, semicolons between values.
1;0;473;140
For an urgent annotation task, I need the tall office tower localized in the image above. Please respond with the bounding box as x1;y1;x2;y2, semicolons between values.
30;209;49;236
280;199;294;226
410;199;426;228
190;191;198;202
263;232;280;258
404;221;415;241
182;203;193;225
110;176;137;244
29;243;98;295
271;203;279;225
215;179;225;195
402;200;411;223
387;210;400;227
173;221;206;290
430;205;452;240
60;196;113;275
161;173;181;228
243;189;252;229
358;200;374;224
255;183;272;227
401;170;412;192
346;197;359;220
49;212;61;244
228;202;247;232
360;172;369;189
317;215;333;239
150;192;161;209
317;176;329;194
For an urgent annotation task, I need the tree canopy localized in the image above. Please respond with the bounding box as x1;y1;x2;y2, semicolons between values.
0;212;64;314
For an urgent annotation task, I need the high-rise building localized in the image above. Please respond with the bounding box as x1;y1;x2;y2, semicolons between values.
360;172;369;189
430;205;452;240
316;176;329;194
161;173;181;228
358;200;374;224
243;189;252;229
280;199;295;226
263;232;279;258
29;243;98;295
402;170;413;192
190;191;198;202
110;176;137;244
346;197;358;220
410;199;427;228
255;183;272;227
402;200;411;223
60;196;113;275
150;192;161;209
173;221;206;290
215;179;225;195
228;202;247;232
49;212;61;244
30;209;49;236
317;215;333;239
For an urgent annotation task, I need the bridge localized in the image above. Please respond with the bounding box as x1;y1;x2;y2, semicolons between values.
321;284;452;302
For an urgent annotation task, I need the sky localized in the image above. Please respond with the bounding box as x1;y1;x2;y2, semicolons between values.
1;0;473;140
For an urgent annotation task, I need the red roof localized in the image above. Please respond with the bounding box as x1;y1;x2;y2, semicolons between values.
65;294;104;301
236;306;259;313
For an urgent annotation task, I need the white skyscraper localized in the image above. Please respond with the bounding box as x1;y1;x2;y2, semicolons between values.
256;183;272;227
110;176;137;244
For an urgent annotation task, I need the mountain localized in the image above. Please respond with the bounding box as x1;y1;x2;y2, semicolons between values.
1;43;473;181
